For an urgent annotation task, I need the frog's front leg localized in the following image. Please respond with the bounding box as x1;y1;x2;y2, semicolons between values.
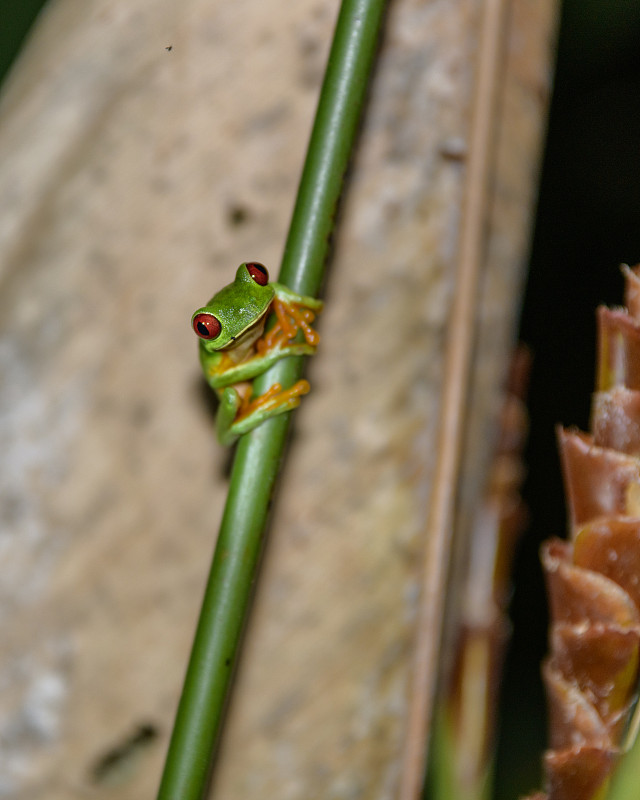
201;341;317;391
272;283;323;312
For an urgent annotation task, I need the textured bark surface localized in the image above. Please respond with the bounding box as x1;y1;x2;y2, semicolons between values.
0;0;556;797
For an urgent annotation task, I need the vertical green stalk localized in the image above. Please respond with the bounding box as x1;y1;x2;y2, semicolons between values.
608;725;640;800
157;2;386;798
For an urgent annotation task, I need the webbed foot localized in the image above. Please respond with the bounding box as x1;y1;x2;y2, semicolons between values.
256;296;322;355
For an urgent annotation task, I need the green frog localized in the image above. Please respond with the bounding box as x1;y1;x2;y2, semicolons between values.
192;262;323;445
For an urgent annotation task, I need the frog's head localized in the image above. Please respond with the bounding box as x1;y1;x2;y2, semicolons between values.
192;262;275;352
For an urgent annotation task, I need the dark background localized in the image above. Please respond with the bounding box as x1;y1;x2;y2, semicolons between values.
3;1;640;797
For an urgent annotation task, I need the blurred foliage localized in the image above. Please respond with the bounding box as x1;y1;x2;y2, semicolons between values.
0;1;49;87
498;1;640;799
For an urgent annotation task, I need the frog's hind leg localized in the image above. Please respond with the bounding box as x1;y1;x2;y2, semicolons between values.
226;380;310;441
216;386;243;445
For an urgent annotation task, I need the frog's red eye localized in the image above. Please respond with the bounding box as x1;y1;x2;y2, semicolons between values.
193;313;221;340
246;262;269;286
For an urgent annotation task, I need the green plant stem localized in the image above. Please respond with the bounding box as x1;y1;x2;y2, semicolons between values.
607;723;640;800
157;2;386;798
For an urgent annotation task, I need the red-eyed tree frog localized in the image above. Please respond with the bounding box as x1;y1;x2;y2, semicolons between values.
192;262;323;445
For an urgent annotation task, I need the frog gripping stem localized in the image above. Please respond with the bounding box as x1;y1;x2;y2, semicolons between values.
192;263;322;444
